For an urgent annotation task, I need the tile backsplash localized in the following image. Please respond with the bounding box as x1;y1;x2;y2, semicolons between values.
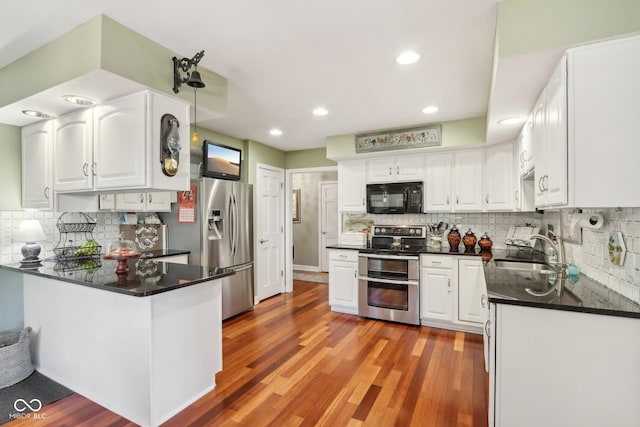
0;211;121;265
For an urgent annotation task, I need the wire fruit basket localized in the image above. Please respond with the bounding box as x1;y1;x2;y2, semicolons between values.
53;212;102;263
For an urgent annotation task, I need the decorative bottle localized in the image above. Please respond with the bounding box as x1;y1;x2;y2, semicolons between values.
478;232;493;252
447;226;461;251
463;229;477;252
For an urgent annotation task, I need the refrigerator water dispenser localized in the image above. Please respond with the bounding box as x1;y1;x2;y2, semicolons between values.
207;209;224;240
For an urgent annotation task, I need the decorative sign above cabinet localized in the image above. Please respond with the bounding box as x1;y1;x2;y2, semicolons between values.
355;124;442;153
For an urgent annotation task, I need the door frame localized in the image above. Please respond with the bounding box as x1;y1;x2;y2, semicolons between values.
285;166;338;293
255;163;285;303
318;180;338;273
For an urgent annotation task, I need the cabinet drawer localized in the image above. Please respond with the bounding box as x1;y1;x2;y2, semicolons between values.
329;250;358;262
421;255;454;269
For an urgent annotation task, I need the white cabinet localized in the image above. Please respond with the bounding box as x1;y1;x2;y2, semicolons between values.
484;142;514;211
489;303;640;427
517;118;533;177
115;191;172;212
366;155;424;183
420;255;484;332
22;120;54;210
54;108;93;191
534;58;568;208
425;150;483;212
337;160;366;213
328;249;359;314
420;259;454;322
457;259;484;323
98;194;116;210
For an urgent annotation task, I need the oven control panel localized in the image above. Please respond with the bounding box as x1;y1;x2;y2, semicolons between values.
373;225;426;238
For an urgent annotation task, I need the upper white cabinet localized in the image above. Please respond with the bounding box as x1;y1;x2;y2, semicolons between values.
567;35;640;207
366;155;424;183
484;142;514;211
517;118;534;177
115;191;172;212
54;108;93;191
22;120;54;210
426;150;483;212
534;59;568;208
338;160;366;212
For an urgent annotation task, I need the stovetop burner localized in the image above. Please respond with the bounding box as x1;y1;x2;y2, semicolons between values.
359;225;427;255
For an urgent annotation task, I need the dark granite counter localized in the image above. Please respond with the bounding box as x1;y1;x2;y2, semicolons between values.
484;251;640;319
138;248;191;259
0;257;233;297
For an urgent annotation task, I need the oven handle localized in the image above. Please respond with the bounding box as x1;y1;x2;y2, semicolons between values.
358;276;419;286
358;254;419;261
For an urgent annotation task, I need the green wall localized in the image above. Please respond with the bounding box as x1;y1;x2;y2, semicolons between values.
245;140;286;187
497;0;640;58
0;124;22;210
285;148;336;169
326;117;487;160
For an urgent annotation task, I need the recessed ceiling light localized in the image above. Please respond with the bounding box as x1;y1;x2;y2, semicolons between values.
61;94;97;106
269;128;283;136
313;107;328;116
21;110;54;119
396;51;420;65
497;117;526;125
422;106;439;114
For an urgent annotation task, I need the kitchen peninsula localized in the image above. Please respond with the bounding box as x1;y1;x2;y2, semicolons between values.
0;258;233;427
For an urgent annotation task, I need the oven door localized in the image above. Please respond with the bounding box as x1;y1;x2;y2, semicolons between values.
358;254;419;281
358;277;420;325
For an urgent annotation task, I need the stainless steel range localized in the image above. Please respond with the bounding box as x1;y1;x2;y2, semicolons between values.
358;225;426;325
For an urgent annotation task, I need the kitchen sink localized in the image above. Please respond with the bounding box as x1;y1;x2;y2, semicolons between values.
494;260;556;274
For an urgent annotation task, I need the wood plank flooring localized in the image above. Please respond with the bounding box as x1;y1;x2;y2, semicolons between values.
7;280;488;426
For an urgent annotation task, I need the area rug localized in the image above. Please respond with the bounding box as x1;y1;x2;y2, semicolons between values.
293;271;329;284
0;371;72;425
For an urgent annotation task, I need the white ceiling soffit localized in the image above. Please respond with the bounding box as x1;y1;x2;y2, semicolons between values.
0;0;500;151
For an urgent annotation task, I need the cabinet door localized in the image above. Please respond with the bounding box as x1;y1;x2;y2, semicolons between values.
93;92;147;190
425;153;452;211
518;118;533;176
22;120;53;209
115;193;145;211
394;155;424;182
54;109;93;191
145;192;172;212
328;260;358;310
98;194;115;210
453;150;483;211
484;143;513;211
366;158;395;183
338;160;366;212
542;59;568;206
532;92;547;206
420;267;453;321
457;259;483;324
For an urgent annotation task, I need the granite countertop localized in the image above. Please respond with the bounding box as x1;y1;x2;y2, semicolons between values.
484;251;640;319
0;252;233;297
137;248;191;259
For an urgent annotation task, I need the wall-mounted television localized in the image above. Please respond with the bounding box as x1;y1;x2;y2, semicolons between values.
202;140;242;181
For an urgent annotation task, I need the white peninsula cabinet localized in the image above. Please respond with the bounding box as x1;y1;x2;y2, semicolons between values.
420;255;483;332
328;249;358;314
366;155;424;183
337;160;366;212
22;120;54;209
489;303;640;427
425;150;483;212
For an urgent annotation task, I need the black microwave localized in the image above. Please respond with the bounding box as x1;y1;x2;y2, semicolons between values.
366;182;423;214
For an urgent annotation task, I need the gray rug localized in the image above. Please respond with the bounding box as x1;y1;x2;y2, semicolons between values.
293;272;328;284
0;371;72;425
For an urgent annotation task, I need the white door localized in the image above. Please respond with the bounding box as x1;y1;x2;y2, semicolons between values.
319;181;338;272
256;164;285;302
54;108;93;191
420;267;453;321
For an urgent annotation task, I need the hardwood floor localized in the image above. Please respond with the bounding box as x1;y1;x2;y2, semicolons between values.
8;281;488;426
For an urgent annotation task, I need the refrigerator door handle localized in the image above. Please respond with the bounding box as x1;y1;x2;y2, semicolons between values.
233;193;240;257
229;195;235;256
234;263;252;272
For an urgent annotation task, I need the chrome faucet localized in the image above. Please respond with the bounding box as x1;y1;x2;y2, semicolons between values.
526;232;567;297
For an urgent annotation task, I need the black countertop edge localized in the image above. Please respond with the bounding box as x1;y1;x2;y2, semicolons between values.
326;244;488;257
0;260;233;298
138;248;191;258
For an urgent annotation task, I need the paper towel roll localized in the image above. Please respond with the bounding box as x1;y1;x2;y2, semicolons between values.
570;213;604;230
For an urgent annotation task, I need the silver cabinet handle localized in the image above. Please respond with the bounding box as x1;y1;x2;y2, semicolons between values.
486;194;490;204
446;196;449;205
339;254;347;258
544;175;549;191
456;196;459;204
538;176;545;192
447;278;451;293
396;166;399;175
259;239;268;244
389;167;392;176
44;186;50;199
362;197;365;207
140;193;145;203
91;162;97;176
481;294;487;308
322;231;327;235
485;320;492;337
149;194;153;203
82;162;89;177
354;270;357;278
515;190;519;201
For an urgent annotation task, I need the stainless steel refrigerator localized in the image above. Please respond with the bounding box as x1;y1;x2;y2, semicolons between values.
160;178;253;320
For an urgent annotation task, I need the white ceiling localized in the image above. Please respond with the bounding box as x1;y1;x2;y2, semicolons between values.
1;0;511;151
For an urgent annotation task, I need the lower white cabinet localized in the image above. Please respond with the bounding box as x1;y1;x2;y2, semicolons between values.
328;249;359;314
420;255;483;332
489;303;640;427
115;192;172;212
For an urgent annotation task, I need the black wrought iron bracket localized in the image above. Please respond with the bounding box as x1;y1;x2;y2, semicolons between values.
172;50;205;93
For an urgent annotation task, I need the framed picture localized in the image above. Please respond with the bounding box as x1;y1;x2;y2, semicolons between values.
608;231;626;266
559;209;582;244
292;189;301;223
